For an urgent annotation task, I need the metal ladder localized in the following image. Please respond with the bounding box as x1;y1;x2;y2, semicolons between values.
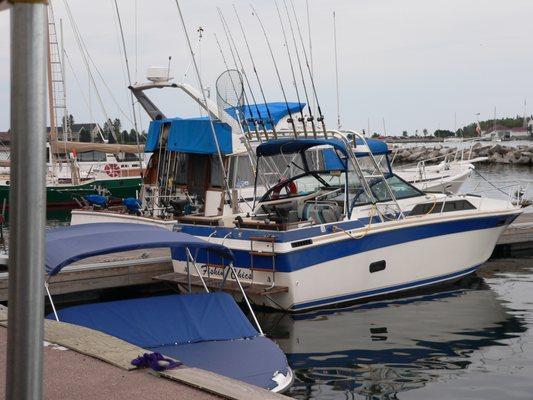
249;236;277;288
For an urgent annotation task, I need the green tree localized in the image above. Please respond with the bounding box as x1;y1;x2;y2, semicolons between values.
434;129;455;138
402;130;408;137
79;127;91;142
422;128;428;137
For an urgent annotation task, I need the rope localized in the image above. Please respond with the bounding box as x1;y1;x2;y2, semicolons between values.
332;204;377;240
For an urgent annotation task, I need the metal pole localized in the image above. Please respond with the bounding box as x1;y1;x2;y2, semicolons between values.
6;2;48;400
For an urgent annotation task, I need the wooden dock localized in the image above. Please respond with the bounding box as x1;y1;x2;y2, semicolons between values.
0;306;291;400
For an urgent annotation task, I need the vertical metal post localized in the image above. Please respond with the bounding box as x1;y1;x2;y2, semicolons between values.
6;2;48;400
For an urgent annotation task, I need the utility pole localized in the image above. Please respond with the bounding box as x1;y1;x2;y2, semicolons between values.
5;1;48;400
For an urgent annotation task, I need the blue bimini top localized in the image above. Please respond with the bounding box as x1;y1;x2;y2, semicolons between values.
45;223;234;276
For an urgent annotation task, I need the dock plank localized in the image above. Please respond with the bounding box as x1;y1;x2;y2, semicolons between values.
160;366;292;400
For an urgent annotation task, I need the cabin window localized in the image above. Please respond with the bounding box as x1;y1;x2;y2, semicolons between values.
229;155;255;189
410;199;476;215
77;151;107;162
116;152;140;162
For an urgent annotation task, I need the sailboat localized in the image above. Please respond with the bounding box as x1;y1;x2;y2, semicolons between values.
0;2;143;211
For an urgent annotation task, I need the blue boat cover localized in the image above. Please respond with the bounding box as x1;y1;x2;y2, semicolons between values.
226;102;305;130
45;223;234;276
47;292;289;390
257;138;349;158
354;138;389;155
154;336;289;390
145;118;232;154
48;293;258;347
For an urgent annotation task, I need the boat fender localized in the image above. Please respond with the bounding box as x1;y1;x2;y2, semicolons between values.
131;352;182;371
272;179;297;199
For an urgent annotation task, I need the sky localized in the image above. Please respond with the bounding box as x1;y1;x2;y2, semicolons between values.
1;0;533;135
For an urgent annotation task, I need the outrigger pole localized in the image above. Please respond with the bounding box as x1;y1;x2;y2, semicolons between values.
174;0;232;204
282;0;317;138
289;0;328;137
233;4;279;139
218;8;265;141
251;4;299;139
5;1;48;399
274;0;308;138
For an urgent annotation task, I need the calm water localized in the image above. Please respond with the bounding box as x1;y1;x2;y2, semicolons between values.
259;258;533;399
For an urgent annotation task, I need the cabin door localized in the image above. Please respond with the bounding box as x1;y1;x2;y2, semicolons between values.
187;154;210;202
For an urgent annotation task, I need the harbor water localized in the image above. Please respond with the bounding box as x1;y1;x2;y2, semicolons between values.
259;257;533;399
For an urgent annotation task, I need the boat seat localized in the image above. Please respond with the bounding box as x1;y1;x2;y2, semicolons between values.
302;201;342;224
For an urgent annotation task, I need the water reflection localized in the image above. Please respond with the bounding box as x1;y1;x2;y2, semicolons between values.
259;285;526;400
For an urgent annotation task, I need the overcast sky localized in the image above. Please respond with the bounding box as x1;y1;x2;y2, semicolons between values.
1;0;533;135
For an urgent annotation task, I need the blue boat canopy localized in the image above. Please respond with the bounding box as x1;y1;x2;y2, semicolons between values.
145;117;232;154
257;138;349;158
353;138;390;156
226;102;305;130
45;223;234;276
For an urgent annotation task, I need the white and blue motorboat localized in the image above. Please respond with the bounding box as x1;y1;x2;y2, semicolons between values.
44;223;293;392
71;74;525;312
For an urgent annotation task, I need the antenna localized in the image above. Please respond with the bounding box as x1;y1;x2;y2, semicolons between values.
251;4;298;138
333;11;341;130
174;0;231;200
289;0;327;136
282;0;316;137
167;56;172;80
233;4;278;138
274;0;307;137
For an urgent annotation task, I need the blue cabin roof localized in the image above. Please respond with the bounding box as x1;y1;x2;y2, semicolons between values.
256;138;349;158
145;117;232;154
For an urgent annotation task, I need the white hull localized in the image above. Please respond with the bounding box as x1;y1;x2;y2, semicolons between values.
71;202;519;312
171;217;508;311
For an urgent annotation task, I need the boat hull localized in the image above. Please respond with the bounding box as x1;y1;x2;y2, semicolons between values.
0;177;141;210
69;209;519;312
172;212;518;312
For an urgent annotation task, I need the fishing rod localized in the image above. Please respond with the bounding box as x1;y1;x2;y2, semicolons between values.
233;4;278;139
274;0;308;138
218;8;264;141
251;4;298;138
282;0;317;138
289;0;327;137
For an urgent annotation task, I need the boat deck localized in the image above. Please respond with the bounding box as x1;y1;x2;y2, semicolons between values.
153;272;289;296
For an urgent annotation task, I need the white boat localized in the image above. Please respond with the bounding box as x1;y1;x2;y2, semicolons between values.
395;159;476;193
71;75;526;312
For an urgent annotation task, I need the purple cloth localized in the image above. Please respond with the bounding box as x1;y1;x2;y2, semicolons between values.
131;352;182;371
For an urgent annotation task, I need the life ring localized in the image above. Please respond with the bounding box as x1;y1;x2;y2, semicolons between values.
104;163;121;178
272;179;297;199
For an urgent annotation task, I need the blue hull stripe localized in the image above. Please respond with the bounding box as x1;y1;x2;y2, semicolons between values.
290;264;481;311
177;213;518;273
